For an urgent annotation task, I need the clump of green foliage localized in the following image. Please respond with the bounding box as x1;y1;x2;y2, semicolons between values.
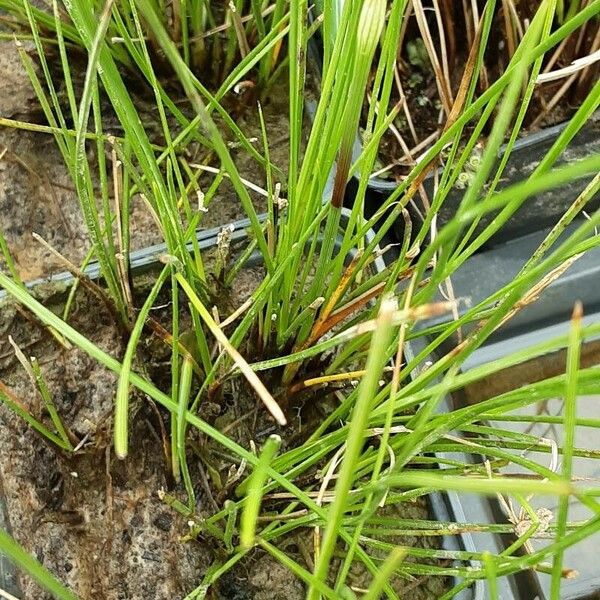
0;0;288;91
1;0;600;598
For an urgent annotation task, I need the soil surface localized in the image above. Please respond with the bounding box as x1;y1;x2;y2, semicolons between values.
0;272;289;599
0;282;204;599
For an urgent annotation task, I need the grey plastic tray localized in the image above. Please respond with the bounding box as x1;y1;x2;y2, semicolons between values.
409;219;600;599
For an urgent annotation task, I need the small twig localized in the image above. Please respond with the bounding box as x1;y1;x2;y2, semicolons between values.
314;444;346;564
228;1;250;57
188;163;270;197
311;281;387;343
177;274;287;425
220;298;253;329
501;0;517;58
412;0;453;116
305;251;364;344
105;445;114;525
190;4;276;41
144;317;203;378
289;366;397;396
394;64;419;145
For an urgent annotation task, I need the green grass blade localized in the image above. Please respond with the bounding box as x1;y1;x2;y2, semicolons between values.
114;266;169;459
31;357;73;450
308;296;397;600
0;382;70;450
362;547;408;600
176;355;196;509
240;434;281;549
0;528;77;600
551;302;583;597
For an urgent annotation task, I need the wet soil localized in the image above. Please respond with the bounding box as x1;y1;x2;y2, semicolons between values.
0;267;296;599
0;281;203;599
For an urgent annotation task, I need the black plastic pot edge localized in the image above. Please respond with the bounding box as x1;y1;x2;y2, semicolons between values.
0;217;261;302
362;110;599;192
355;110;600;249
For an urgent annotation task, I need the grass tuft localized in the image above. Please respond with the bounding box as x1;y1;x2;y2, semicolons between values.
1;1;600;598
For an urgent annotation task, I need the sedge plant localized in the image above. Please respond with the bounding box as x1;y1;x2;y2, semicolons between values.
1;0;600;598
